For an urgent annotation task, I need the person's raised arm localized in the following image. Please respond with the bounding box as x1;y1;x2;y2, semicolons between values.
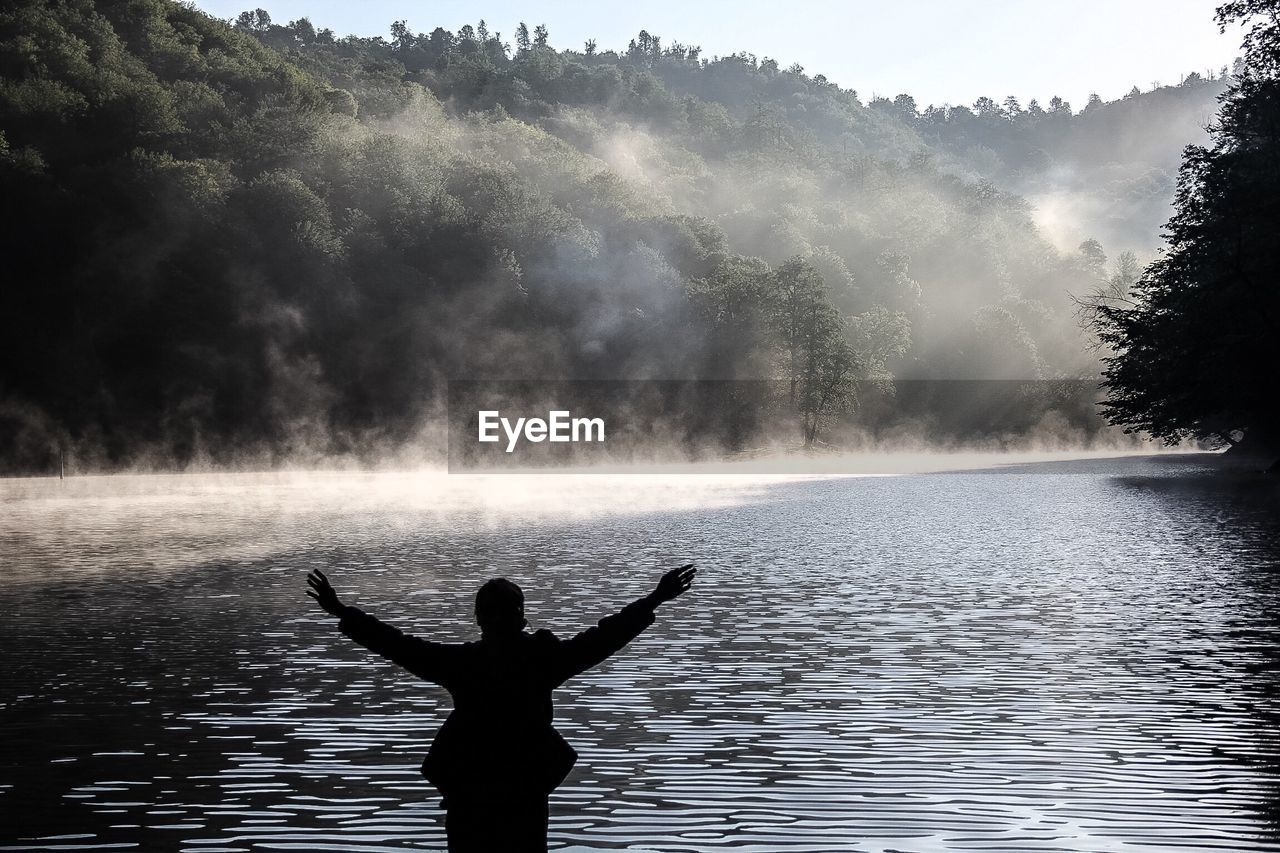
306;569;460;688
642;563;697;611
550;564;696;684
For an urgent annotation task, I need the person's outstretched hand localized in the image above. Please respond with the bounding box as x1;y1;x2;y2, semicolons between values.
306;569;346;617
650;563;696;606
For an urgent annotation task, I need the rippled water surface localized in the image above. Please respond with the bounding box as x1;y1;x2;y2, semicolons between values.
4;455;1280;851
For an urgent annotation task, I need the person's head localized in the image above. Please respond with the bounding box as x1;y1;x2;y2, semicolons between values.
475;577;527;636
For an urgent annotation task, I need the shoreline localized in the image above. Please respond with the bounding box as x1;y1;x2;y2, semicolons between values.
0;446;1220;483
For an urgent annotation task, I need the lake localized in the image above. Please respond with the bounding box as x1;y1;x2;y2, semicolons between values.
3;453;1280;851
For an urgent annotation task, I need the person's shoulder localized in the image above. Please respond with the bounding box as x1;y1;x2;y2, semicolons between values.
531;627;559;644
451;638;482;657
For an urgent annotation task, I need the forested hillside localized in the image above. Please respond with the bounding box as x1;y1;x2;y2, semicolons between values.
0;0;1230;469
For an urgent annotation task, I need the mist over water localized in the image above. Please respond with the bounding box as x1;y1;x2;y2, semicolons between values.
4;5;1279;852
4;454;1280;851
0;1;1237;472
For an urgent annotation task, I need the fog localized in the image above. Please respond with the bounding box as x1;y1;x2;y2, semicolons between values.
0;6;1234;472
1;445;1201;582
0;470;793;580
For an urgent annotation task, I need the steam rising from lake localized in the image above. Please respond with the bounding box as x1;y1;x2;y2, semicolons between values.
1;450;1193;581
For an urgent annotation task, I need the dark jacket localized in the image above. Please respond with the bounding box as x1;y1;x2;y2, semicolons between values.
339;597;657;802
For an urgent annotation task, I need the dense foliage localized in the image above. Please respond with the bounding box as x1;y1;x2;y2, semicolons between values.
0;0;1228;470
1086;1;1280;453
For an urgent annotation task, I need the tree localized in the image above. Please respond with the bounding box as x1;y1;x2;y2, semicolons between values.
770;257;859;446
796;314;858;447
234;8;271;33
687;256;774;376
848;307;911;379
515;22;530;52
1077;238;1107;273
1086;0;1280;453
1109;252;1140;297
974;96;1000;117
288;17;316;45
390;20;414;52
629;30;660;63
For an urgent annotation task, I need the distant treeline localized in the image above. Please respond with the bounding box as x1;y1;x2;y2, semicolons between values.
0;1;1227;471
444;380;1119;470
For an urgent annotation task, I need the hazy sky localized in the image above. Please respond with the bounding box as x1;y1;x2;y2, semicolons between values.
192;0;1243;107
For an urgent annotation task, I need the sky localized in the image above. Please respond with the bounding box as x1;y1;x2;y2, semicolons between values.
191;0;1244;108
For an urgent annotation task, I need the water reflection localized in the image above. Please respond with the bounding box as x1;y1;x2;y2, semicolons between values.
1108;457;1280;844
2;456;1280;850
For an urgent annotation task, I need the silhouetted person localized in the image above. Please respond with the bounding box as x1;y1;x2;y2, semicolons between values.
306;563;696;852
